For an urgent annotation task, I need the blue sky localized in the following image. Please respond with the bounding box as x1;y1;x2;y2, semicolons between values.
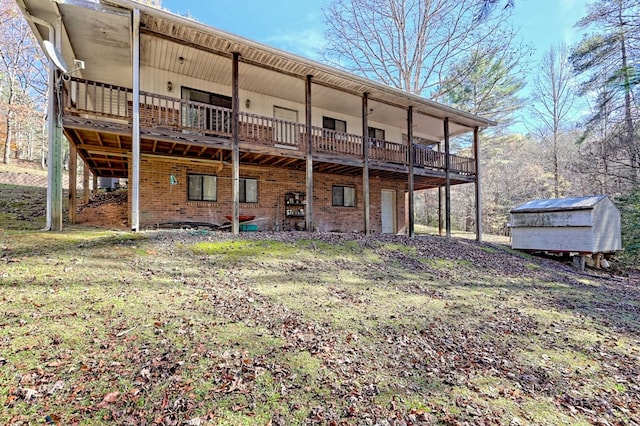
162;0;589;63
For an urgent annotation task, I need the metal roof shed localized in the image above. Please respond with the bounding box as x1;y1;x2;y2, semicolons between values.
509;195;622;254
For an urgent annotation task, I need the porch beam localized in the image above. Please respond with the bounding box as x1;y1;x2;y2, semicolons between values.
131;8;141;232
438;142;443;236
444;117;451;239
407;106;415;237
305;74;313;233
83;164;90;205
474;126;482;242
362;93;370;234
69;143;77;224
232;52;240;235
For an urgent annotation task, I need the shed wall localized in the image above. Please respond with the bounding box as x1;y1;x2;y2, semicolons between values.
510;210;592;227
511;226;594;252
592;200;622;252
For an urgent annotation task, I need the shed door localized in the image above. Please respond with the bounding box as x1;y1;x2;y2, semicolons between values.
381;189;396;234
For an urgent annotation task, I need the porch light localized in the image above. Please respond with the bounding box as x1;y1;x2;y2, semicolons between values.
167;81;173;92
245;99;251;109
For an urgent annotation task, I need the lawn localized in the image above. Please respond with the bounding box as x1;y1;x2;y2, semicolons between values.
1;187;639;425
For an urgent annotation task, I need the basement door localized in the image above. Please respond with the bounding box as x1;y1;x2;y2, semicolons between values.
381;189;397;234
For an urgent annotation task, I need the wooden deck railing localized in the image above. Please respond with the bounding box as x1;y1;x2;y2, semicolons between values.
311;127;362;159
63;77;476;175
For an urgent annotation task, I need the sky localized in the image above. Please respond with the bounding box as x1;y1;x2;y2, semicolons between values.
161;0;590;63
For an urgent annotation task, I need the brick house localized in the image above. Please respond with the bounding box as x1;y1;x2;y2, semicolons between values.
18;0;495;236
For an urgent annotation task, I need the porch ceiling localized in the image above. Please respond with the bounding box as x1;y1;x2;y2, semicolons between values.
19;0;493;144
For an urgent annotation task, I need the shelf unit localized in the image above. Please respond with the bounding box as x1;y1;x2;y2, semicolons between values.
284;192;306;230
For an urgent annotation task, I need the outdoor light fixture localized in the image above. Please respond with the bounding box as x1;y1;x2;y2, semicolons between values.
245;99;251;108
167;81;173;92
178;56;185;64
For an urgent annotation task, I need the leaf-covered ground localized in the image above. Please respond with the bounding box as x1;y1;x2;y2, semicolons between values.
2;222;639;425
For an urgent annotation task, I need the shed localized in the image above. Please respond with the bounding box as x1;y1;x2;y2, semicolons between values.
510;195;621;254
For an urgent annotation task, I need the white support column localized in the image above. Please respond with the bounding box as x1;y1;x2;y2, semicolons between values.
131;8;141;232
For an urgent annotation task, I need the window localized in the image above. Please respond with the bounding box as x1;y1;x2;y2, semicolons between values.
240;178;258;203
182;87;231;132
368;127;385;140
332;186;356;207
323;116;347;133
188;174;217;201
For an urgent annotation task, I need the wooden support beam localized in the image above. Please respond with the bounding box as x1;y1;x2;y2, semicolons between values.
444;117;451;239
69;143;77;224
83;164;90;204
131;8;141;232
362;93;370;234
232;52;240;235
438;142;443;236
305;74;313;233
473;127;482;242
407;106;415;237
92;173;98;196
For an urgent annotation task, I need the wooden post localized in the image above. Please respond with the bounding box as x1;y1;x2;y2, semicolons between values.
407;106;415;237
131;8;141;232
232;52;240;235
83;164;90;204
362;93;370;234
92;174;98;196
46;17;64;231
438;143;443;236
473;127;482;242
69;143;77;224
305;75;313;233
444;117;451;239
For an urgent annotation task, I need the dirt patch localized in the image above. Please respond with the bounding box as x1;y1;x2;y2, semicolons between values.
76;190;128;229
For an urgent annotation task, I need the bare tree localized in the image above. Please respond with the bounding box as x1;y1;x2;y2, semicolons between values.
322;0;516;99
0;0;47;165
530;44;577;198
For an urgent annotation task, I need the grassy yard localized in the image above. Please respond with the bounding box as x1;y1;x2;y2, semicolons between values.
1;187;639;425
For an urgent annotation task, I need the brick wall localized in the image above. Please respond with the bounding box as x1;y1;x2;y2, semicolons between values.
129;156;407;233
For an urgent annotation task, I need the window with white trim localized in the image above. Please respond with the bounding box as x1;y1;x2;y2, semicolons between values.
188;174;217;201
240;178;258;203
332;186;356;207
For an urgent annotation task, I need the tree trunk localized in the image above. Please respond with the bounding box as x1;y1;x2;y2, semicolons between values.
618;1;636;185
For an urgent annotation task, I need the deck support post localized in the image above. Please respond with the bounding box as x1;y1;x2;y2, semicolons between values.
131;8;141;232
362;93;370;234
83;164;90;205
92;174;98;196
45;16;63;231
232;52;240;235
305;75;313;233
473;127;482;242
444;117;451;239
407;106;415;237
69;143;77;224
438;143;443;236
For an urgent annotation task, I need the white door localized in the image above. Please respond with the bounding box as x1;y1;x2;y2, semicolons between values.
381;189;396;234
274;106;298;145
